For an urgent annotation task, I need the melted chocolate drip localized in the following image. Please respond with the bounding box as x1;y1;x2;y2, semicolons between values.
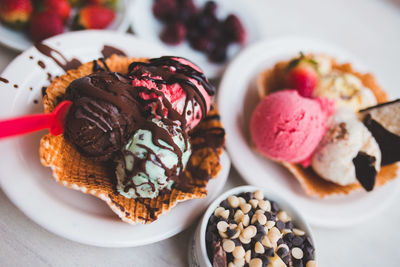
353;151;377;191
363;114;400;165
0;77;9;84
101;45;127;59
35;43;82;72
38;60;46;69
128;56;214;130
64;56;221;202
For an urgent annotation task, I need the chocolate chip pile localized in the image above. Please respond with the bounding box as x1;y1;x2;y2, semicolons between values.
206;190;316;267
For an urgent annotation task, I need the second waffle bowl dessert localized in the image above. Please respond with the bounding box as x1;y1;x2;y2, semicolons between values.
40;55;225;224
252;53;399;197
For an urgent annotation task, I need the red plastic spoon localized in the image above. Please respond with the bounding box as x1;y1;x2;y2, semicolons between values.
0;100;72;139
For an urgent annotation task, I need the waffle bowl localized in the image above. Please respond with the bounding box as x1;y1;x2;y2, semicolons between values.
39;55;225;224
257;57;398;197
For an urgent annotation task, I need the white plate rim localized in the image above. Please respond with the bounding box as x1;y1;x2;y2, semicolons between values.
130;0;261;79
218;35;400;228
0;30;231;247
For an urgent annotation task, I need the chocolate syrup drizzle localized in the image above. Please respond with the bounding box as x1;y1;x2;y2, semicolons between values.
35;43;82;72
64;56;217;200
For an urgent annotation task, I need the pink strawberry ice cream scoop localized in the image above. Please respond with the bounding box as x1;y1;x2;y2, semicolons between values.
250;89;334;166
128;56;214;130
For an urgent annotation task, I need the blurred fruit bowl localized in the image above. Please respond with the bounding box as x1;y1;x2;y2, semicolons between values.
0;0;131;51
131;0;260;78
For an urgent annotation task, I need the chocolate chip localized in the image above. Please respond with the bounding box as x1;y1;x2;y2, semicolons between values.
248;210;255;220
226;228;237;238
253;233;264;243
239;192;253;202
231;238;241;246
292;236;304;247
277;247;289;257
276;220;285;231
282;255;291;265
264;248;275;257
209;215;218;224
283;232;295;243
277;238;284;246
271;201;280;212
305;236;314;247
254;223;266;235
264;211;272;220
243;242;251;251
285;221;294;229
293;258;304;267
260;254;270;265
304;250;315;261
220;199;230;209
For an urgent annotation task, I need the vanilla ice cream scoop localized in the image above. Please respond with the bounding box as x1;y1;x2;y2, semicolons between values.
311;108;381;191
314;71;377;111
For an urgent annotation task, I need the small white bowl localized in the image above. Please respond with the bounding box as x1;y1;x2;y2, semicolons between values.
188;185;317;267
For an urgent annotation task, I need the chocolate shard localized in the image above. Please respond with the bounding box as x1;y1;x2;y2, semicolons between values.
352;151;377;191
362;115;400;166
212;240;227;267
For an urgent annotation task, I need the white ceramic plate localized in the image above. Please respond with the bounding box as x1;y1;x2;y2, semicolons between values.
130;0;261;78
0;0;131;52
0;30;231;247
218;36;400;228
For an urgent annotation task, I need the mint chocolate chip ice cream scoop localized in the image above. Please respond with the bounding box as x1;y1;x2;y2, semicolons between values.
115;118;191;199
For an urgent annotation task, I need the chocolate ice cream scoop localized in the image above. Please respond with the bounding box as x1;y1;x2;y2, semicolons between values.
64;71;143;161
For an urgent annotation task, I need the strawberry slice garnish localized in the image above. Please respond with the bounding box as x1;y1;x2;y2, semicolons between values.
285;52;319;98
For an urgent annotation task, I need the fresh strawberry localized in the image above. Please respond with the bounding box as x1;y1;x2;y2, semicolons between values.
43;0;71;22
285;53;318;98
0;0;33;29
74;5;115;29
86;0;118;9
30;11;64;42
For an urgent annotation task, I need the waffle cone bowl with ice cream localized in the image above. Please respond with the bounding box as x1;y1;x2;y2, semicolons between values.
253;53;399;198
39;55;225;224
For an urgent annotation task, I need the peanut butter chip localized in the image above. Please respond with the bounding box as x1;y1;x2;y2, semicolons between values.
232;246;245;259
249;258;262;267
257;213;267;225
228;195;240;208
245;250;251;263
277;210;291;223
254;190;264;200
249;199;259;209
223;239;235;253
214;207;224;217
234;210;244;222
293;228;305;236
240;203;252;214
234;258;245;267
254;241;265;254
306;260;317;267
220;209;230;220
262;235;273;248
292;247;304;259
242;214;250;227
217;221;229;232
258;199;271;211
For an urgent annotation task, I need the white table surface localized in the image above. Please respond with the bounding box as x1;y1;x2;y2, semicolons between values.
1;0;400;266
